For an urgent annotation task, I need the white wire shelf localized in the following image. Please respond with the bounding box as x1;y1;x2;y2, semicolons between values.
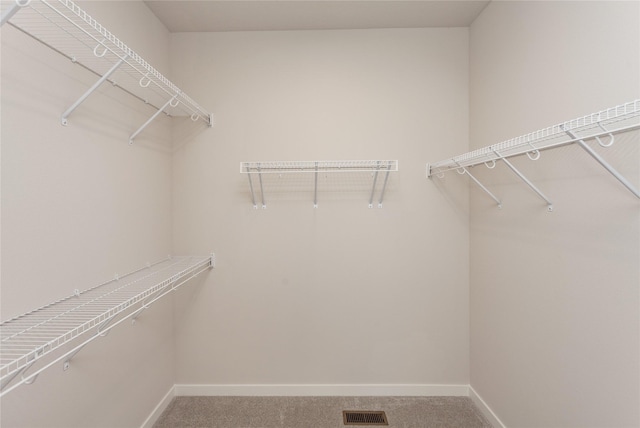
428;100;640;175
241;160;399;174
1;0;213;142
427;100;640;210
0;255;214;397
241;160;398;208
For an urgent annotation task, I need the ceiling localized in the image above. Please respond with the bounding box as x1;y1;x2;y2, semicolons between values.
144;1;491;33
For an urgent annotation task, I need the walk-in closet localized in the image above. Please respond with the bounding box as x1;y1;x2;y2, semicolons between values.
1;1;638;427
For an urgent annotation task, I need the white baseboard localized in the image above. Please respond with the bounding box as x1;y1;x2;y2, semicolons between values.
174;383;469;397
140;385;175;428
145;384;505;428
469;385;506;428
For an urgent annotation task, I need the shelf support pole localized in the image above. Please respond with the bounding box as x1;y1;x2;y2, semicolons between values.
62;339;88;371
0;0;29;27
129;94;177;144
563;127;640;199
257;163;266;209
493;149;553;211
246;165;258;209
20;358;40;385
377;161;393;208
369;161;381;208
131;277;177;323
1;346;43;390
455;163;502;208
131;287;164;324
314;162;319;208
61;56;128;126
1;366;26;391
63;314;116;371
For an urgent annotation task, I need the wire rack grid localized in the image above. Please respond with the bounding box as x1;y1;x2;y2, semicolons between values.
241;160;399;174
2;0;212;124
240;160;398;208
428;100;640;175
0;255;213;390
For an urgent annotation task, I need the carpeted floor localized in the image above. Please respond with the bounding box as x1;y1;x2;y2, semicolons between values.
153;396;493;427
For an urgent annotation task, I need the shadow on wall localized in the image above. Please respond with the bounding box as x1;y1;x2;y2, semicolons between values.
172;116;214;152
428;171;471;219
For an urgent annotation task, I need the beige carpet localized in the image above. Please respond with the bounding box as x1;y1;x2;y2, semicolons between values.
153;396;493;427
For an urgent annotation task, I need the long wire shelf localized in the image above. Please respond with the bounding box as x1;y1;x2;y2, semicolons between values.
0;255;214;397
241;160;398;208
1;0;213;143
427;100;640;210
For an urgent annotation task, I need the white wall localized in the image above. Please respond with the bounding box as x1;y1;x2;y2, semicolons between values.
1;2;176;426
469;1;639;427
170;28;471;389
6;1;636;426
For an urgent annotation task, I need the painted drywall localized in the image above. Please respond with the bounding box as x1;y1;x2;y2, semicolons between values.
469;1;639;427
0;1;177;426
170;28;471;387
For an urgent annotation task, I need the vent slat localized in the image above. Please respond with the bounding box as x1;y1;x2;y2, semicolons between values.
343;411;388;426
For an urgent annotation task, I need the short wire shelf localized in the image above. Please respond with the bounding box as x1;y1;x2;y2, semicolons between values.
241;160;399;174
1;0;212;140
240;160;398;208
0;255;214;397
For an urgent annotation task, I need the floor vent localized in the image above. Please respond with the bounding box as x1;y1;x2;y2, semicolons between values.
343;410;388;426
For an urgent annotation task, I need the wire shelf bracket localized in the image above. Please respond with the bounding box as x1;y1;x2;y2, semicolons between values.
1;0;213;142
454;163;502;208
129;95;178;145
61;55;127;126
427;100;640;209
0;254;214;397
562;126;640;199
0;0;27;26
241;160;399;209
494;148;554;212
